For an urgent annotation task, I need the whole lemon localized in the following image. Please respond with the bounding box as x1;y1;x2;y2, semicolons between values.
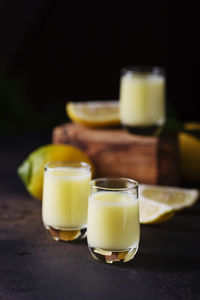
17;144;94;200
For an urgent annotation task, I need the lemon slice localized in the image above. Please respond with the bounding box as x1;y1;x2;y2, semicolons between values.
140;184;199;211
66;101;120;127
139;197;175;224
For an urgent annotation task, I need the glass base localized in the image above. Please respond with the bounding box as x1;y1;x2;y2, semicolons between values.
88;246;138;264
45;225;87;242
124;124;161;136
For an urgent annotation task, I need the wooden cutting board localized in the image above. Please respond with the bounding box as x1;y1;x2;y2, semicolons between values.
52;123;180;185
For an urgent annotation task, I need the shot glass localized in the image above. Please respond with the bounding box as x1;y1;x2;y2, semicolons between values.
42;161;91;242
119;66;166;135
87;177;140;264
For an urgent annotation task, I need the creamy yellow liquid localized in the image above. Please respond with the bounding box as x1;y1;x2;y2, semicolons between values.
87;191;140;251
120;74;165;126
42;167;91;229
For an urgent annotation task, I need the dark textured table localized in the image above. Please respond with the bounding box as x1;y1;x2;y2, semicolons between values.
1;132;200;300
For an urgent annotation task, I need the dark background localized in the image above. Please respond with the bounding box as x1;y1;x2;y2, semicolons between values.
0;0;198;134
0;3;200;299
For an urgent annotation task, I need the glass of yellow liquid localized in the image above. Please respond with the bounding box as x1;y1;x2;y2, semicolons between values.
119;66;166;135
87;177;140;264
42;161;91;242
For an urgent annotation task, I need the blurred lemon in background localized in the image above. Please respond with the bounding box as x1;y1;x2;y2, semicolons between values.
179;122;200;183
17;144;94;200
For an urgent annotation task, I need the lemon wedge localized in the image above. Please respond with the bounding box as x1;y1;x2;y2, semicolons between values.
139;197;175;224
66;101;120;127
140;184;199;211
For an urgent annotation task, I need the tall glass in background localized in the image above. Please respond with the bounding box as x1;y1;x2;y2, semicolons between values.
119;66;166;135
87;177;140;264
42;161;91;242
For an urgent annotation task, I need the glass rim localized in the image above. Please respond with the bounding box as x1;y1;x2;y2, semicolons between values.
89;177;139;191
44;161;91;171
121;66;165;76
